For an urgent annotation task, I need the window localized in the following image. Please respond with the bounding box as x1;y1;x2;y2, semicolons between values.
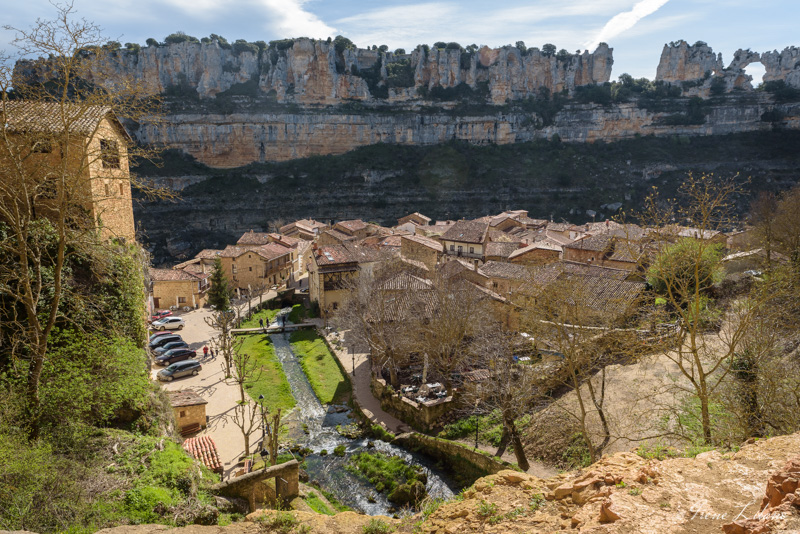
450;245;454;251
457;246;463;253
249;266;252;271
32;139;52;153
179;410;186;418
100;140;120;169
104;183;111;197
119;183;124;195
178;297;186;304
470;247;474;254
332;302;339;310
232;264;237;274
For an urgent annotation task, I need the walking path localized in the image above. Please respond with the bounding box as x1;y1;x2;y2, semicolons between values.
310;321;411;435
151;291;278;480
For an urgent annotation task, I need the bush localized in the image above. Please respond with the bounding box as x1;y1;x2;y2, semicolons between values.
164;32;199;45
233;40;259;56
363;518;394;534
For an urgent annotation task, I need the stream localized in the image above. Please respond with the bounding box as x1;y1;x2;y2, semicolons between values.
269;311;458;516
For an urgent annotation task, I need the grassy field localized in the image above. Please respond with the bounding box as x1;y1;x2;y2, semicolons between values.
289;330;350;405
239;334;295;413
240;308;282;328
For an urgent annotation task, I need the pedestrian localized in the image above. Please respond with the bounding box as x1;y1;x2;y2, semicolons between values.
259;317;264;329
203;345;209;359
210;347;215;359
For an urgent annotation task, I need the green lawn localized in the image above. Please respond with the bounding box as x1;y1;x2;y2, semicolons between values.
241;308;282;328
289;330;350;404
288;303;318;324
239;334;296;413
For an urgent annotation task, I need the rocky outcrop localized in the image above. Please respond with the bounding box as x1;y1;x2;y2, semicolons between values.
135;94;800;167
15;38;612;105
656;41;800;96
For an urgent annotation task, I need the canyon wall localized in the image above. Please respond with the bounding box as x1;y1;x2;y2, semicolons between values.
136;94;800;167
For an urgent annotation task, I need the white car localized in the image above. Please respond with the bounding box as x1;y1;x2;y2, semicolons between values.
151;316;185;331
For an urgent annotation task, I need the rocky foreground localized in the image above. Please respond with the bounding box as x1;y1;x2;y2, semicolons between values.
77;431;800;534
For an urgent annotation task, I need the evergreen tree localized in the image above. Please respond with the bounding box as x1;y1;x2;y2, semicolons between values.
207;257;231;310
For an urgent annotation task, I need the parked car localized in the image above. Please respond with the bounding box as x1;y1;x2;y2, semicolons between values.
155;347;197;366
150;317;185;331
153;340;189;355
150;310;172;322
157;360;202;381
149;334;182;350
148;331;174;343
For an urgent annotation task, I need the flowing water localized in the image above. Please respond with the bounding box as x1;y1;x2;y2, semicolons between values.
269;310;457;515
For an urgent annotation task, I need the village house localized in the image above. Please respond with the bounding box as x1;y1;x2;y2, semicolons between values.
0;101;136;242
334;219;373;239
400;234;444;270
440;220;489;262
279;218;329;240
168;390;208;435
509;241;562;265
484;241;522;262
217;243;292;291
397;212;432;227
562;234;643;271
149;267;209;310
309;242;382;316
316;228;357;246
478;261;530;297
438;257;490;287
236;230;307;284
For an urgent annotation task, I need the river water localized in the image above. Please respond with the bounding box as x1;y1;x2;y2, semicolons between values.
269;313;457;515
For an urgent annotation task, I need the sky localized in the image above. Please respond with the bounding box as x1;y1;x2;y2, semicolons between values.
1;0;797;81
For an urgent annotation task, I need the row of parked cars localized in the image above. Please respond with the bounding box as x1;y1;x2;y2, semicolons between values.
148;330;201;381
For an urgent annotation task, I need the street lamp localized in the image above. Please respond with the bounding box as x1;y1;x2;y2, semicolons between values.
351;345;355;376
474;385;482;450
258;394;266;443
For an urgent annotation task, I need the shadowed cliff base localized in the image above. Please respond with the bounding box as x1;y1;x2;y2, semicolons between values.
133;130;800;265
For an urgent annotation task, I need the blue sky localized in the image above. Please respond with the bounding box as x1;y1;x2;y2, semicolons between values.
2;0;796;81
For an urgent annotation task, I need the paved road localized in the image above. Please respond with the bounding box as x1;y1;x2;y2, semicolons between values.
150;293;277;479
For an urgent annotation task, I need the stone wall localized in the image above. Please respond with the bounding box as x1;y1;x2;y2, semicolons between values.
392;432;519;483
211;460;299;512
173;403;206;431
152;279;206;309
372;377;455;432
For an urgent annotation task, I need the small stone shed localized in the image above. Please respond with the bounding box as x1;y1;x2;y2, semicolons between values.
168;390;208;434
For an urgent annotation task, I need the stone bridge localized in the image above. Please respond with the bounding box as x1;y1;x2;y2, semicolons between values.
211;459;299;512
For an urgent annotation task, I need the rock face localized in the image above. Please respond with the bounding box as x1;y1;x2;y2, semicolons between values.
135;94;800;167
655;41;800;95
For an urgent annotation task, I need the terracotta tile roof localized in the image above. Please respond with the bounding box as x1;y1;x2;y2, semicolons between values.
381;235;403;248
218;244;288;261
268;233;301;247
441;220;489;244
564;234;614;253
1;101;130;139
237;231;271;246
402;234;443;252
168;390;207;407
314;241;381;267
335;219;369;233
280;218;328;235
485;241;520;259
488;230;524;243
398;257;430;272
377;272;433;291
194;249;222;260
398;212;431;223
149;267;201;282
509;242;561;259
546;222;571;232
544;231;573;246
556;273;645;315
321;229;356;242
533;261;631;286
479;261;530;280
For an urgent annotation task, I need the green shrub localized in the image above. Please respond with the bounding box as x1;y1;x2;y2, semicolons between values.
362;518;394;534
476;499;499;518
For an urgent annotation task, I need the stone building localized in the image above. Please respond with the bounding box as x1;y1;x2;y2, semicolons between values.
168;390;208;434
400;234;443;270
0;101;136;242
397;212;432;227
149;267;210;310
279;218;328;240
562;234;643;271
218;244;292;291
441;220;489;262
509;242;562;265
478;261;530;297
309;242;382;317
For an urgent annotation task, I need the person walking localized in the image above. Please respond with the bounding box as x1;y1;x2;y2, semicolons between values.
259;317;264;330
203;345;209;359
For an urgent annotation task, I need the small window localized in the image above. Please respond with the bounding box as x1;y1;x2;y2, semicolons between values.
332;302;339;310
178;297;186;304
119;183;124;195
458;246;463;253
450;245;454;251
100;140;120;169
179;410;186;418
104;183;111;197
470;247;474;254
249;266;252;271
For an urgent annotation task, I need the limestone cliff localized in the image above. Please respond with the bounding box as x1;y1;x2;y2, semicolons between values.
655;40;800;95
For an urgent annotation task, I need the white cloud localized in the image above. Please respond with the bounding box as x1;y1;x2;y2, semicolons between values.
261;0;335;38
584;0;670;51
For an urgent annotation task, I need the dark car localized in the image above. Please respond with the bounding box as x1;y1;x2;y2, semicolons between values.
153;340;189;355
157;360;202;381
155;347;196;366
149;331;174;343
149;334;182;350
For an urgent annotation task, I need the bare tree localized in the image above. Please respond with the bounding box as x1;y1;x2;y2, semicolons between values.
205;310;240;378
261;408;283;466
228;349;263;457
0;2;164;439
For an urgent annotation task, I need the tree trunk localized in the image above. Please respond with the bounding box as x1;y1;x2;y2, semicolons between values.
389;365;399;389
495;427;510;457
504;414;529;471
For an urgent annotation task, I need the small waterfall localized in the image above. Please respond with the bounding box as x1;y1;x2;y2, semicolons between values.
267;309;456;515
